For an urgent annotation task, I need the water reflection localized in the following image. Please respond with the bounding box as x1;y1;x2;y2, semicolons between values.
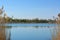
55;24;60;40
11;26;52;40
0;25;56;40
0;26;11;40
0;26;6;40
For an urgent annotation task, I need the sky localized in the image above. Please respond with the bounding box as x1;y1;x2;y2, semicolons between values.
0;0;60;19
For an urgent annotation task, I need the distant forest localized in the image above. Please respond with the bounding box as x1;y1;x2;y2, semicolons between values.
6;18;56;23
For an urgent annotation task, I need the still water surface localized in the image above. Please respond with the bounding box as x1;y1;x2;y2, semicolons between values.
0;23;56;40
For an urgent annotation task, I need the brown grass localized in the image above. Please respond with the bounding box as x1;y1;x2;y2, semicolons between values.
56;31;60;40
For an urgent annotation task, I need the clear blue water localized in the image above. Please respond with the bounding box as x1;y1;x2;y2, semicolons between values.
6;23;56;27
10;27;52;40
1;23;56;40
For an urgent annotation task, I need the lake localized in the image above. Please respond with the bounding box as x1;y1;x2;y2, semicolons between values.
0;23;57;40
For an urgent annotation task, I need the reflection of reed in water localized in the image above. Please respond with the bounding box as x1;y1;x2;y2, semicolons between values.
6;27;11;40
0;26;6;40
0;26;11;40
55;24;60;40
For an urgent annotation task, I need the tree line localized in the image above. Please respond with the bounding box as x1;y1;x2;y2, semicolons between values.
6;18;55;23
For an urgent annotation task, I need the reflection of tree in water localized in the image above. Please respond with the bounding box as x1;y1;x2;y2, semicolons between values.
0;26;11;40
34;26;39;28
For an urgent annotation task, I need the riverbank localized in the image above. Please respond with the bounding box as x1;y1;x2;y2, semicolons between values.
6;18;55;23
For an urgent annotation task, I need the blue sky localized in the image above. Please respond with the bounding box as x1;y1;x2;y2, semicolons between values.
0;0;60;19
